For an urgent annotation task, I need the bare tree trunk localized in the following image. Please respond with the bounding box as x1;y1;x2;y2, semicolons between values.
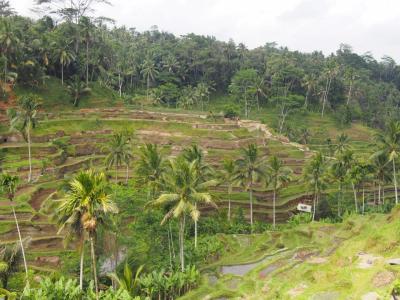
362;186;365;214
352;183;358;213
194;203;197;249
249;183;253;227
393;159;398;204
228;185;232;221
346;81;353;105
90;236;99;300
27;128;32;183
312;187;317;221
378;183;381;205
125;164;129;184
179;215;185;272
12;206;29;285
273;189;276;228
86;41;89;86
79;237;85;289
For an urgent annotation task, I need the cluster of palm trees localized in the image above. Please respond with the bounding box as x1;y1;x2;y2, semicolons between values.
103;134;295;270
303;122;400;220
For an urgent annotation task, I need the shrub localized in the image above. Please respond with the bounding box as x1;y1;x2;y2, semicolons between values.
223;105;240;119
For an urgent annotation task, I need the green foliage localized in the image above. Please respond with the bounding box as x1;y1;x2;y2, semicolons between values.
21;277;137;300
222;104;240;119
287;213;312;227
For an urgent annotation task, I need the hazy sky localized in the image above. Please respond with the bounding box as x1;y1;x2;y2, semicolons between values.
10;0;400;61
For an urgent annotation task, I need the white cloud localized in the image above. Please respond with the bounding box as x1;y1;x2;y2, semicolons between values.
10;0;400;61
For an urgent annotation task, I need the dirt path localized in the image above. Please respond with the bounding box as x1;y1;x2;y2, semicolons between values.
237;119;312;154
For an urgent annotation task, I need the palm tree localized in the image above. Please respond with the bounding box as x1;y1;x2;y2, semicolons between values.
253;76;267;111
0;242;25;289
267;156;292;228
331;150;354;216
66;75;91;107
9;95;39;182
182;145;215;248
302;74;317;108
218;159;236;221
303;152;327;221
346;161;363;213
374;121;400;204
137;144;165;199
62;170;118;298
141;57;159;101
150;158;216;271
335;133;351;155
235;144;265;227
56;193;86;289
52;42;75;86
104;132;132;184
0;18;19;85
0;173;28;285
371;153;391;205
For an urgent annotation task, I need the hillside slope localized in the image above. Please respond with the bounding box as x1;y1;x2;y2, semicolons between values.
183;208;400;299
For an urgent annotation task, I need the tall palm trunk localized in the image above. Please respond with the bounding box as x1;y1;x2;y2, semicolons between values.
115;165;118;184
273;188;276;229
27;127;32;183
249;182;253;226
86;41;89;86
378;183;381;205
228;185;232;221
79;238;84;289
362;186;365;214
61;63;64;86
393;159;398;204
12;206;28;284
194;203;197;249
125;164;129;184
179;215;185;272
146;76;150;102
90;236;99;300
312;185;317;221
338;182;342;217
352;182;358;213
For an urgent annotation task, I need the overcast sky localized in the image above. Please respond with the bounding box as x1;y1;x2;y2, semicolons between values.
10;0;400;62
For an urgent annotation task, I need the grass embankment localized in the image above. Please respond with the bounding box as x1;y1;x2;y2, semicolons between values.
184;208;400;299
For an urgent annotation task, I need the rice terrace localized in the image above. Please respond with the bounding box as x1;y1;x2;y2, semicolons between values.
1;0;400;299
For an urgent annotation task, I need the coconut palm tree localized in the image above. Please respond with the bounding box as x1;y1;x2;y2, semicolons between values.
0;18;19;84
66;75;91;107
52;42;75;86
370;153;391;205
182;145;215;248
104;132;131;184
62;170;118;298
346;161;363;213
56;195;86;289
141;57;159;101
0;173;28;285
234;144;265;227
374;121;400;204
335;133;351;155
218;159;236;221
137;144;165;199
150;158;216;271
330;150;354;216
267;156;292;228
9;95;39;182
302;73;317;108
303;152;327;221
